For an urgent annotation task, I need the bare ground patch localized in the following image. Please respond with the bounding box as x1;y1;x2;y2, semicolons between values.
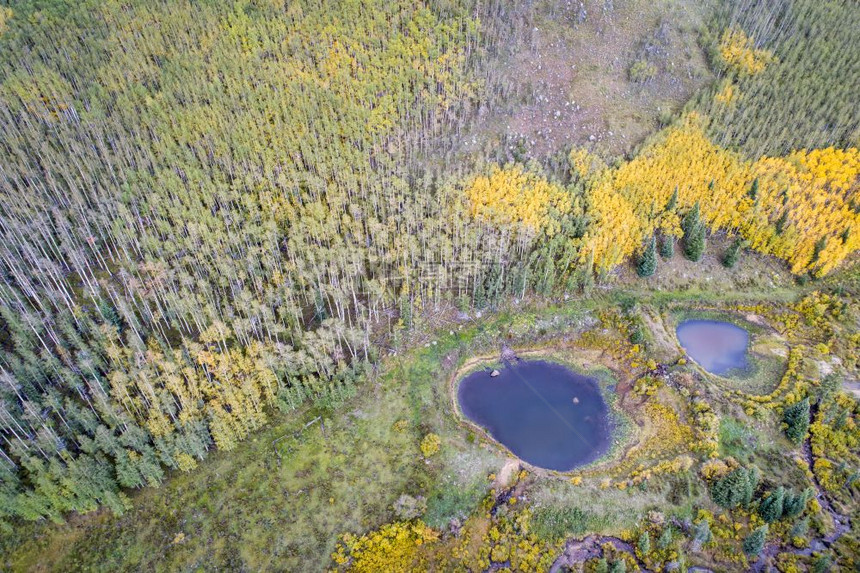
466;0;713;161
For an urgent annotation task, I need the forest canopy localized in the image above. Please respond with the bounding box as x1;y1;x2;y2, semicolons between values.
0;0;857;532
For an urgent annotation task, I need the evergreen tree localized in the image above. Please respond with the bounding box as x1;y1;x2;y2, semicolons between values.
609;559;627;573
722;238;744;268
638;530;651;556
744;466;761;507
637;236;658;277
692;519;712;550
658;527;673;550
684;222;706;262
812;553;832;573
711;466;759;509
758;487;785;522
775;211;789;235
659;235;674;259
665;186;678;211
748;178;759;200
682;202;701;236
743;525;768;558
790;517;809;541
784;398;810;444
782;488;813;519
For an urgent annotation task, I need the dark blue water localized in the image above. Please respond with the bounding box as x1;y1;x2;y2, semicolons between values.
457;361;611;471
676;319;749;376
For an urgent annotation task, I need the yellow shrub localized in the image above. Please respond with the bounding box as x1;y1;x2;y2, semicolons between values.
719;28;774;76
420;433;441;457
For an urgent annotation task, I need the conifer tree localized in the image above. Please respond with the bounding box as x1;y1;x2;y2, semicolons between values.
758;487;785;522
659;236;674;259
748;178;759;200
682;202;701;236
711;466;759;509
637;236;658;277
784;398;810;444
666;187;679;212
743;525;768;558
684;222;707;262
722;238;744;268
782;488;812;519
638;531;651;556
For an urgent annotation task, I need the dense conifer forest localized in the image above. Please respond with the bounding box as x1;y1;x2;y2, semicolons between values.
0;0;858;570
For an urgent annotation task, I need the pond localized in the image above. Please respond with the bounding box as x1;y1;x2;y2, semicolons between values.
457;360;611;471
676;319;750;376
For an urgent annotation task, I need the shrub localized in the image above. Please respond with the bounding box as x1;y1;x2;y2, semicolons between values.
628;59;658;83
420;433;441;457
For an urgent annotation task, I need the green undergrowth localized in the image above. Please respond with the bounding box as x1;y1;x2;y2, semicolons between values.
2;279;849;571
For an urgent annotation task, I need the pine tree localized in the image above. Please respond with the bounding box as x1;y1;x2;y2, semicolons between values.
758;487;785;522
666;186;678;211
692;519;712;550
743;525;768;557
638;531;651;556
658;527;673;550
637;236;658;277
784;398;810;444
748;178;759;200
682;202;701;236
774;211;789;235
711;466;759;509
722;238;744;268
812;553;832;573
659;236;674;259
782;488;812;519
684;222;706;262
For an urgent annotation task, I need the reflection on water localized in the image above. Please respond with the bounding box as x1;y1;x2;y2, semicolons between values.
676;319;749;376
457;361;611;471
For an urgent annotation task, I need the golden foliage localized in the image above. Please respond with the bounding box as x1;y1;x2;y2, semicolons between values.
467;165;572;236
714;82;738;105
581;178;642;272
569;148;607;183
579;113;859;276
419;433;441;457
0;7;12;36
331;521;438;572
719;28;774;76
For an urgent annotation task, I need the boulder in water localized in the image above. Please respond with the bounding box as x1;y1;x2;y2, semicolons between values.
490;369;500;377
572;397;580;404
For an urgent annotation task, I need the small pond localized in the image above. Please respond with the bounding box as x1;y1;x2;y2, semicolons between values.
457;360;611;471
676;319;750;376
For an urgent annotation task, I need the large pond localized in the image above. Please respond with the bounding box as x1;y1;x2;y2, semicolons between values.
457;360;611;471
676;319;750;376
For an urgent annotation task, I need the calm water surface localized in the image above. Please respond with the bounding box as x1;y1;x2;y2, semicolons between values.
457;361;611;471
676;319;749;375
